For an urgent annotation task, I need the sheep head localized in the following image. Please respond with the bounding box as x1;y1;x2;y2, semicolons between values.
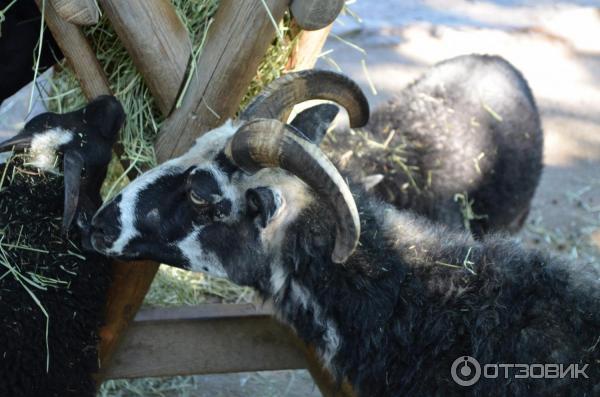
0;95;124;234
90;71;369;281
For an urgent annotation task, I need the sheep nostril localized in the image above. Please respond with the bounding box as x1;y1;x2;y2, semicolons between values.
90;218;119;248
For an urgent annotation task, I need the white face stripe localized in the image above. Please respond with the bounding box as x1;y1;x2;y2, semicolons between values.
177;226;227;278
29;128;74;172
106;166;179;255
98;120;240;255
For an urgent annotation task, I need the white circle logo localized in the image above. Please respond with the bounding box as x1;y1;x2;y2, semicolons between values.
451;356;481;386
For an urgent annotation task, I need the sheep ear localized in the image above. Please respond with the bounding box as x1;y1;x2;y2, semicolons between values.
290;104;340;144
62;150;84;233
245;187;281;228
361;174;384;191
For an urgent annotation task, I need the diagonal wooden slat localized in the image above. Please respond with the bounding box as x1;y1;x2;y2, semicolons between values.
97;0;192;115
155;0;290;162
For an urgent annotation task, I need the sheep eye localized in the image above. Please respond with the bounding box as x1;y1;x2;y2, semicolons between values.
190;190;209;207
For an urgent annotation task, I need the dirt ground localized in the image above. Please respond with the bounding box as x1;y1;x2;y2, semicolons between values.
163;2;600;396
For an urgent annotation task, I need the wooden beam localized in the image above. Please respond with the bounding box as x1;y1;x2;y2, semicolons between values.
286;24;333;72
155;0;290;163
49;0;100;26
290;0;344;31
302;346;357;397
97;0;192;115
37;0;110;98
97;260;161;373
103;304;307;379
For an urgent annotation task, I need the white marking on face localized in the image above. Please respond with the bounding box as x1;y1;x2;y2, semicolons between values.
106;166;180;255
29;128;74;171
177;226;227;278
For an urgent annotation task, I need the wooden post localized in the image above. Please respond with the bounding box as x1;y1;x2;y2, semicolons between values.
97;0;192;115
49;0;100;26
286;24;333;71
290;0;344;31
37;0;109;98
155;0;290;163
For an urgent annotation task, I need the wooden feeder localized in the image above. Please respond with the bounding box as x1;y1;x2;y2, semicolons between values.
37;0;356;395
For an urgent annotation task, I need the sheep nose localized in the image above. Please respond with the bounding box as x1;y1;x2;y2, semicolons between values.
90;216;120;251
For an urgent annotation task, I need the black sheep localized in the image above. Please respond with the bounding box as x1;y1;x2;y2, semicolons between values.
0;96;123;396
311;54;544;236
89;71;597;397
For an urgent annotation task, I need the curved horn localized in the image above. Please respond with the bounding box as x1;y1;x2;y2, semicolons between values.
226;119;360;264
241;70;370;128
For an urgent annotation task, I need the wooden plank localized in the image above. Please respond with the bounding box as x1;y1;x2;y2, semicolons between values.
103;304;308;379
290;0;344;31
97;0;191;115
97;260;161;373
155;0;290;163
286;24;333;72
37;0;110;98
49;0;100;26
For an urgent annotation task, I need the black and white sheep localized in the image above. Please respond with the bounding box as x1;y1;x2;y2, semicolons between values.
90;71;598;397
0;96;123;396
299;54;543;236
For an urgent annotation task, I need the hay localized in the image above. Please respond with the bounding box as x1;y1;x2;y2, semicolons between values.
144;265;255;307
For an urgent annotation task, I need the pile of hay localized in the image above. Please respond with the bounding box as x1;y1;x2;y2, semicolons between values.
0;154;111;396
